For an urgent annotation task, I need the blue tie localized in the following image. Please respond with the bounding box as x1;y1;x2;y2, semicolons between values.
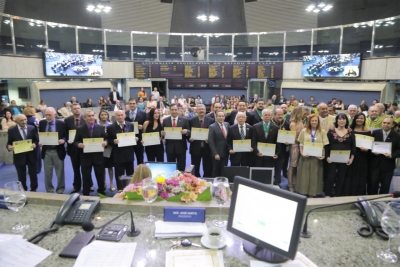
22;127;27;139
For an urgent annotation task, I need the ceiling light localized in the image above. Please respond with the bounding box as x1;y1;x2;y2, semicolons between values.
197;15;207;21
3;20;10;24
209;15;219;22
318;3;326;8
306;1;332;12
313;9;320;13
87;1;111;13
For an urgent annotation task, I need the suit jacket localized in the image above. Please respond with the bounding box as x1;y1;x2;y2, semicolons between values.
163;116;189;154
371;129;400;170
7;125;38;166
227;123;254;164
65;115;86;156
251;110;262;124
38;120;67;160
109;104;123;111
108;91;120;104
125;109;147;143
107;121;135;163
156;100;168;109
252;121;281;156
207;112;216;121
226;110;255;126
188;116;214;156
271;119;290;157
208;121;230;157
74;124;106;166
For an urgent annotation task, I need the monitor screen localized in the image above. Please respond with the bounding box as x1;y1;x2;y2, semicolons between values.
302;53;361;78
227;176;307;263
145;162;177;180
222;166;249;183
249;167;274;185
43;52;103;77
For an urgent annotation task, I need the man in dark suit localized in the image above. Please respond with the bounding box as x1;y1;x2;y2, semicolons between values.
107;110;138;190
252;109;281;169
156;96;169;109
7;114;39;191
226;101;255;126
207;102;223;121
125;98;146;165
369;118;400;194
65;103;88;193
38;107;67;193
251;99;265;124
161;104;189;171
188;104;214;177
227;112;254;167
109;87;120;104
109;100;123;111
74;110;107;196
208;110;230;177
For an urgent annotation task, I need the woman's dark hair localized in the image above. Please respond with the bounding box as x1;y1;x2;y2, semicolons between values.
40;99;45;104
86;98;92;103
334;113;349;128
98;110;110;121
337;99;342;104
197;95;201;99
359;104;368;112
299;98;304;103
5;110;14;121
148;108;161;130
350;112;366;130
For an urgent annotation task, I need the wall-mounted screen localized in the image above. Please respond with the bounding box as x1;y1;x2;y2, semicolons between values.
302;53;361;78
44;52;103;77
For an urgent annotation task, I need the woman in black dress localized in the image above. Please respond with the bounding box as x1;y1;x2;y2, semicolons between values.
142;108;164;162
346;112;371;196
99;110;115;191
325;113;356;197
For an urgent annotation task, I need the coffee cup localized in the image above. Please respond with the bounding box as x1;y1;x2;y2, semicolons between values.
207;227;222;245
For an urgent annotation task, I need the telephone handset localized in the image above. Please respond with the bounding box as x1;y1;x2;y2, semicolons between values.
354;197;388;240
55;193;100;225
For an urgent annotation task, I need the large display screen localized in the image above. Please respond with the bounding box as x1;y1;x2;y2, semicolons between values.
145;162;177;180
302;53;361;78
44;52;103;77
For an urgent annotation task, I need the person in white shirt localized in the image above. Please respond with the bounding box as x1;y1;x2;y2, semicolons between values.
177;94;186;106
151;87;160;101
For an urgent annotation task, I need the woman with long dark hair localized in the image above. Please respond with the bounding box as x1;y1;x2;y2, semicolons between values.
99;110;115;191
1;110;16;130
142;108;164;162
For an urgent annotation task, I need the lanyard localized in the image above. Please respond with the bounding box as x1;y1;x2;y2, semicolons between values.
262;122;270;138
310;130;316;143
256;109;262;118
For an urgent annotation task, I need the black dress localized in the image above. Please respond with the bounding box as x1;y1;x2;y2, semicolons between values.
102;122;114;168
144;123;164;162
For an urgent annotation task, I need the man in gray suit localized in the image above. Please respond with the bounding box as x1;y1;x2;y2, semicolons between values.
208;110;230;177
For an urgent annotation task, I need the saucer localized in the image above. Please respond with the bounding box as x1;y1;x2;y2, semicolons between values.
201;235;226;249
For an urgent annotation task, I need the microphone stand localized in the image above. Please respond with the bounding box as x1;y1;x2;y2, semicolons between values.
301;193;398;238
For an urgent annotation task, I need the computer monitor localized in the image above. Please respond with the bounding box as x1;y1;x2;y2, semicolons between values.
222;166;249;183
145;162;178;179
249;167;274;185
227;176;307;263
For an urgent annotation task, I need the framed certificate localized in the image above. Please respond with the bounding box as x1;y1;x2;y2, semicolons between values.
133;122;139;135
372;142;392;154
277;130;296;144
142;132;161;146
68;130;76;142
233;139;251;152
164;127;182;140
191;128;209;141
330;150;350;163
355;134;374;150
39;132;59;146
303;142;323;157
83;138;104;153
257;142;276;157
13;139;33;154
117;132;136;147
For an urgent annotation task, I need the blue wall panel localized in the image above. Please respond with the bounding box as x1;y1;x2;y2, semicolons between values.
39;88;110;108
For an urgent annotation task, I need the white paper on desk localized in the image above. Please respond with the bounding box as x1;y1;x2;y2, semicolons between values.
0;235;52;267
250;252;317;267
74;241;136;267
166;250;224;267
155;221;207;238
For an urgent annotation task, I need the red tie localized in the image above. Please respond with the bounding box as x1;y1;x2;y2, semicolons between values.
173;118;176;127
220;123;226;138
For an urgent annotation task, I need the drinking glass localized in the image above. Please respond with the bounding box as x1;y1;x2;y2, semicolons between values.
377;202;400;263
4;181;28;233
142;178;158;222
211;177;231;227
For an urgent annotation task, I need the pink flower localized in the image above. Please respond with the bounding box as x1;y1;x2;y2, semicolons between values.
159;192;169;199
333;133;338;137
348;128;352;132
338;138;343;142
345;134;349;138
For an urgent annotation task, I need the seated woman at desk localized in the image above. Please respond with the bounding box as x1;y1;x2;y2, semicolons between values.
1;110;16;130
114;164;152;198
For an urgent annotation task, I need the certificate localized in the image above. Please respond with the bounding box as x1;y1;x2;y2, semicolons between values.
133;122;139;135
277;130;296;144
142;133;161;146
68;130;76;142
191;128;209;141
13;139;33;154
355;134;374;150
330;150;350;163
117;132;137;147
83;138;104;153
233;139;252;152
164;127;182;140
257;142;276;157
103;146;112;158
372;142;392;154
303;142;323;157
39;132;58;146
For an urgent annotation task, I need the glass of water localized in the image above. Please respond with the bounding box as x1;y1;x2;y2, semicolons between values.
211;177;230;227
4;181;28;233
142;178;159;222
377;202;400;263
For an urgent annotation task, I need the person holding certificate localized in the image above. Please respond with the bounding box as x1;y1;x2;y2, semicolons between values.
74;110;108;196
346;113;371;196
325;114;356;197
99;110;115;192
227;112;254;167
208;110;230;177
107;110;137;191
6;114;39;192
125;98;147;165
369;117;400;194
142;108;164;163
287;107;304;192
38;107;67;194
296;114;329;197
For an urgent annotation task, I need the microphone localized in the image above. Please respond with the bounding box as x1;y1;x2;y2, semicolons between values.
301;193;400;238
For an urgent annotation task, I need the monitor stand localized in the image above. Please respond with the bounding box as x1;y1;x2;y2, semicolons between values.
243;240;288;264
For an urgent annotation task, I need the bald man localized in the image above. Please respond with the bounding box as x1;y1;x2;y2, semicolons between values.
317;102;335;132
366;105;383;129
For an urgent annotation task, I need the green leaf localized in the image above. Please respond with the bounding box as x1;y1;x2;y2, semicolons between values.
125;192;144;200
166;193;185;202
98;193;108;198
155;196;164;201
197;187;212;201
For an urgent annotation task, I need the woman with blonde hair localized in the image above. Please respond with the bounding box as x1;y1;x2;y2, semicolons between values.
287;106;304;192
130;164;152;184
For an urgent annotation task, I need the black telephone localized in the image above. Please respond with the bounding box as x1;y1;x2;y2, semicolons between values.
354;197;388;240
55;193;100;225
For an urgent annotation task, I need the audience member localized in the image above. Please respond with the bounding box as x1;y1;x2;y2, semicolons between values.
58;102;73;118
151;87;160;101
109;87;120;104
137;87;147;99
1;110;16;130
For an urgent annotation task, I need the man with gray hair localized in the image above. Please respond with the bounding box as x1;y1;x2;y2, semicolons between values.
317;102;335;132
58;102;72;118
347;104;357;125
38;107;67;193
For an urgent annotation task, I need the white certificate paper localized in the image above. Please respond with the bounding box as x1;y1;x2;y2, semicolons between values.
257;142;276;157
164;127;182;140
233;139;252;152
117;132;137;147
133;122;139;134
277;130;296;144
372;141;392;154
355;134;374;150
303;142;323;157
83;138;104;153
69;130;76;142
142;132;161;146
191;128;209;141
330;150;350;163
39;132;58;146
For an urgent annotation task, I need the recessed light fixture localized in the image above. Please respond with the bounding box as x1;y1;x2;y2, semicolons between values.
306;1;332;12
87;1;111;13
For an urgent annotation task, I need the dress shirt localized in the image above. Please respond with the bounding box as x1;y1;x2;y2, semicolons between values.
383;130;391;141
113;91;117;101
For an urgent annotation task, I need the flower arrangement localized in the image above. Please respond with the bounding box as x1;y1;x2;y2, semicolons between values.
116;171;212;203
